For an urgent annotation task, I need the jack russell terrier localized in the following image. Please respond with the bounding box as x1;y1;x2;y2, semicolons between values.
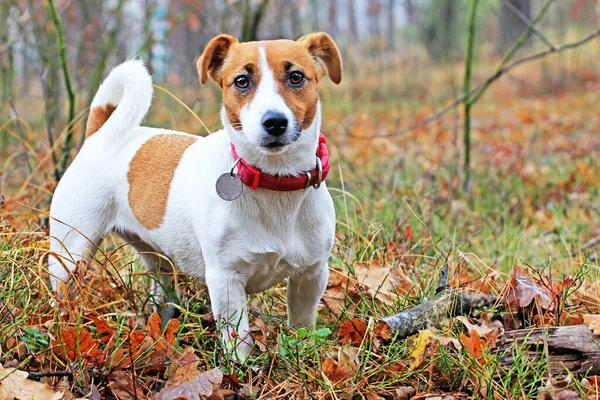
48;33;342;359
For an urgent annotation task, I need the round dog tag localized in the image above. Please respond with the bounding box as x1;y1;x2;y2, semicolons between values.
216;173;243;201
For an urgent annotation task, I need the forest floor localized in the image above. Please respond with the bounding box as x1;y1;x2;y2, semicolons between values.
1;48;599;399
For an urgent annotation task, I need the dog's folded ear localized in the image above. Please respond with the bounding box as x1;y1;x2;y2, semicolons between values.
297;33;342;85
197;35;238;86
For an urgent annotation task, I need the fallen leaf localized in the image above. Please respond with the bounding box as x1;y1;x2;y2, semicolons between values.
0;366;64;400
89;316;114;342
108;370;147;400
374;320;393;343
506;267;553;310
151;368;223;400
395;386;417;400
408;329;434;370
455;315;504;347
51;327;104;365
459;329;486;365
165;346;202;387
584;315;600;335
322;351;356;383
337;318;367;346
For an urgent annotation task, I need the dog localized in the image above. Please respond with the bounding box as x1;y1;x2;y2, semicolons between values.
48;33;342;359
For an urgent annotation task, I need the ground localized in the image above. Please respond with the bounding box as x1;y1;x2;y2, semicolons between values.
0;47;599;399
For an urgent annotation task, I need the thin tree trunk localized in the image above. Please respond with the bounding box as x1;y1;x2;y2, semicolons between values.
311;0;319;32
500;0;532;51
463;0;478;193
347;0;358;41
48;0;77;180
404;0;416;25
328;0;337;38
290;0;302;38
388;0;395;49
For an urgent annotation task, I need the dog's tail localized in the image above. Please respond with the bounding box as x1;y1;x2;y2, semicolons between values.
84;60;153;141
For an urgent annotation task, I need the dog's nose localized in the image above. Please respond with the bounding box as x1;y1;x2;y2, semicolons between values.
262;111;288;136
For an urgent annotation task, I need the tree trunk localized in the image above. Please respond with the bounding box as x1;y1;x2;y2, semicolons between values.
346;0;358;41
404;0;416;25
388;0;395;49
290;0;302;38
499;0;532;51
328;0;337;38
311;0;319;32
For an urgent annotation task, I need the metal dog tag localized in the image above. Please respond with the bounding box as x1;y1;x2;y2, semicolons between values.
216;173;243;201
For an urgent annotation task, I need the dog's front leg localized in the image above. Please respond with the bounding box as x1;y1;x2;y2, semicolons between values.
205;268;252;360
287;261;329;329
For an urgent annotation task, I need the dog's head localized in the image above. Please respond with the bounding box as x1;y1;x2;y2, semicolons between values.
198;33;342;169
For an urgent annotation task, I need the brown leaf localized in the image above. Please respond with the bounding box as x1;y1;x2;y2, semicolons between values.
151;368;223;400
51;327;104;365
455;315;504;347
374;320;393;343
584;315;600;335
337;318;367;346
459;329;486;365
395;386;417;400
165;346;202;388
506;267;553;310
0;366;64;400
322;352;356;383
108;370;147;400
89;316;114;342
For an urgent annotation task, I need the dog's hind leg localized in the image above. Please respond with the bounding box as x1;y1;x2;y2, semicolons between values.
48;218;108;293
287;261;329;330
48;182;113;292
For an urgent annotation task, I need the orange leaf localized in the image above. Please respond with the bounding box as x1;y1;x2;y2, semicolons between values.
90;316;114;342
322;353;356;383
165;346;201;388
459;329;486;365
337;318;367;346
52;327;105;365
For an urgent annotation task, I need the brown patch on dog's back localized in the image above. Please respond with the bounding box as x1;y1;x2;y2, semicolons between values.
85;104;116;138
127;134;196;230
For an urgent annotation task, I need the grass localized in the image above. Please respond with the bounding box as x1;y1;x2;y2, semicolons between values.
1;47;599;398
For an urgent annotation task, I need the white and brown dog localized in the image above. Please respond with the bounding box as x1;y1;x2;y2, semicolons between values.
48;33;342;358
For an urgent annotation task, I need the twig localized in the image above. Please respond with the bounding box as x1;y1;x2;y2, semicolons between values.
28;370;73;379
358;29;600;139
47;0;76;180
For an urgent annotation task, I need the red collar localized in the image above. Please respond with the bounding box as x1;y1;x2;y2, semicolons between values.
230;134;330;191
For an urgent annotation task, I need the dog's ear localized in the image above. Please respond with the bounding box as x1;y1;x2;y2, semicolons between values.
197;35;238;86
297;32;342;85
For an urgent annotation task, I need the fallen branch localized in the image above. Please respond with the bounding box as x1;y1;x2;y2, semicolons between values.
493;325;600;376
378;289;497;340
28;370;72;379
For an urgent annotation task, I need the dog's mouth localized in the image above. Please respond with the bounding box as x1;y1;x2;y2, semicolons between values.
259;141;290;154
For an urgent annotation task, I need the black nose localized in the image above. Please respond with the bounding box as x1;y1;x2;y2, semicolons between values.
262;111;288;136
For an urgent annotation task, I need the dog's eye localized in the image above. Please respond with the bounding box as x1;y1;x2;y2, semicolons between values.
289;71;305;86
234;75;249;89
